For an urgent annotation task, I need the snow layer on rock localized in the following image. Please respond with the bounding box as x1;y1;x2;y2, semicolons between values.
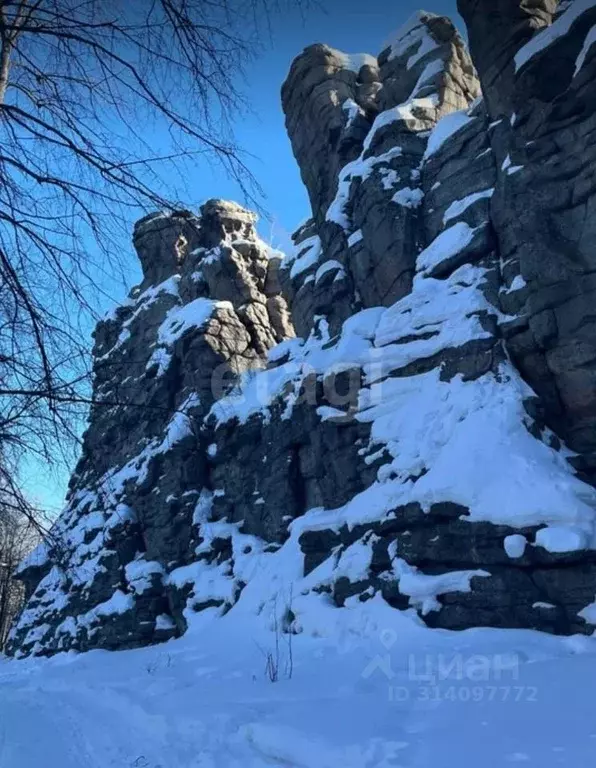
210;307;383;427
579;600;596;623
315;260;345;285
414;57;445;90
385;11;440;68
98;275;182;360
91;590;133;618
209;362;303;426
336;50;378;73
158;297;224;345
342;98;361;130
16;541;50;576
392;556;490;615
145;345;172;376
155;613;175;631
125;559;165;594
334;536;376;582
515;0;596;71
49;589;137;642
284;235;322;279
502;274;528;294
373;264;493;364
504;534;527;559
535;526;588;553
392;187;424;208
213;235;596;551
416;222;479;274
362;96;438;153
347;229;363;247
575;24;596;73
424;109;477;159
168;559;236;609
355;365;596;534
326;147;404;228
443;188;494;224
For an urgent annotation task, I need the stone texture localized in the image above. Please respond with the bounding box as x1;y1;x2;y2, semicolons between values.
280;11;481;338
457;0;558;116
9;3;596;657
458;0;596;473
7;200;296;656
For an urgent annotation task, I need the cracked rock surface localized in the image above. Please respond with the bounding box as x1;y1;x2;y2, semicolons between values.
9;4;596;657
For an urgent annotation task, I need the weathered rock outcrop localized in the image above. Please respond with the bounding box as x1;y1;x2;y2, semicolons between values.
280;13;480;337
9;2;596;657
8;200;296;654
459;0;596;478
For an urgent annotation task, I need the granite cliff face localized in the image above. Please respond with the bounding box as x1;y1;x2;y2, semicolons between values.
9;2;596;657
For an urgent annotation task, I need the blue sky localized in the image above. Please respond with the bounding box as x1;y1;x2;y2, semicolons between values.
27;0;460;514
202;0;460;249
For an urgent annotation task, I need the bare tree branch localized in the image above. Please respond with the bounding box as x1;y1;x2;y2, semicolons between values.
0;0;312;568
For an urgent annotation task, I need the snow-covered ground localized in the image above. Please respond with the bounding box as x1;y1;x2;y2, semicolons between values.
2;600;596;767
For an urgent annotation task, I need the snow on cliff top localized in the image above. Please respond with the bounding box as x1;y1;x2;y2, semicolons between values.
383;11;441;67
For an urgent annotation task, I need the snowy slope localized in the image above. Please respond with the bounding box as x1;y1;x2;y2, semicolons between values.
2;606;596;767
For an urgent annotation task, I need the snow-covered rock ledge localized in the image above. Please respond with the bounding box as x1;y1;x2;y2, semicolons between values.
8;3;596;657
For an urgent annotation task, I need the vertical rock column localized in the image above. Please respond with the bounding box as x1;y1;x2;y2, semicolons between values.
280;12;480;338
6;200;295;657
458;0;596;479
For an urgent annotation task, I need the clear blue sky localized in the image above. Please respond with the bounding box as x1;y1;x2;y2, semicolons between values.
202;0;461;250
27;1;460;515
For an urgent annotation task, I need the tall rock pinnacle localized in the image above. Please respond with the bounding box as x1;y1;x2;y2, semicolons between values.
9;3;596;657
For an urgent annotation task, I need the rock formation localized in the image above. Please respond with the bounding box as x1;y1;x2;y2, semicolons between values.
8;2;596;657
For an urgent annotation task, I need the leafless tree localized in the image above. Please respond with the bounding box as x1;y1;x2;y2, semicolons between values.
0;0;307;536
0;503;39;648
